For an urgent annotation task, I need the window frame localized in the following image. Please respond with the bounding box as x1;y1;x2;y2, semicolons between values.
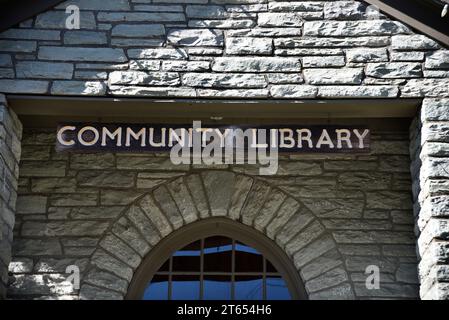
126;218;308;300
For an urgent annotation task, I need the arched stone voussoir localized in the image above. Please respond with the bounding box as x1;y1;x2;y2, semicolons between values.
88;170;350;300
83;268;129;297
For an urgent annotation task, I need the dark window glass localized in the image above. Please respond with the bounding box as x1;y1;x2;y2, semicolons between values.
235;242;263;273
204;236;232;272
172;275;200;300
203;275;231;300
159;259;169;272
234;275;263;300
266;260;277;273
142;236;292;300
143;275;168;300
266;276;290;300
172;240;201;272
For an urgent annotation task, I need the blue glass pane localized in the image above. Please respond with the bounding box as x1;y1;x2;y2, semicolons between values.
172;275;200;300
234;276;263;300
143;275;168;300
235;243;261;255
203;275;231;300
266;277;291;300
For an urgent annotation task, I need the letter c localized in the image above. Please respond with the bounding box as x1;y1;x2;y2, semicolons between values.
57;126;76;146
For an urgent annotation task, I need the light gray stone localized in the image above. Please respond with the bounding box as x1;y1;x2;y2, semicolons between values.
425;51;449;70
22;221;108;237
228;27;302;37
31;177;77;193
166;178;198;224
85;269;128;295
188;19;255;28
318;85;399;98
128;48;188;59
225;37;272;55
347;48;388;63
80;284;123;300
100;234;141;268
36;11;96;29
0;40;36;53
309;283;355;300
182;72;266;88
109;71;180;86
0;28;60;41
101;189;143;205
366;62;422;79
354;283;418;298
90;249;133;281
275;37;390;48
304;20;410;36
34;258;89;273
56;0;130;11
112;24;165;38
268;1;322;12
267;73;303;84
0;54;12;68
302;56;345;68
324;1;365;19
77;171;135;188
186;5;227;18
8;274;75;296
64;31;108;45
202;171;235;216
125;205;161;246
153;186;184;229
0;80;48;94
98;12;185;22
139;195;173;237
304;68;363;85
270;85;318;98
391;51;425;62
110;86;196;97
294;235;336;268
162;61;209;71
212;57;301;72
301;198;364;219
258;13;303;27
51;81;106;96
391;35;440;50
13;239;62;256
199;89;268;98
16;61;73;80
39;46;127;62
306;267;348;293
16;195;47;214
8;258;33;273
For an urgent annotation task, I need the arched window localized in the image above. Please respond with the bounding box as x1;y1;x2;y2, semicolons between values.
126;218;307;300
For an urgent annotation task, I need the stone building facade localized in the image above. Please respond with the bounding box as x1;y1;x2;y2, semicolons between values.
0;0;448;299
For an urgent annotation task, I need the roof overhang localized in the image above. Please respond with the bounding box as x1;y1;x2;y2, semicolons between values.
7;95;421;127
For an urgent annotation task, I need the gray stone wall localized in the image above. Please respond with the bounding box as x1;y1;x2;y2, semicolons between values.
0;0;448;98
411;98;449;299
0;94;22;299
8;127;419;299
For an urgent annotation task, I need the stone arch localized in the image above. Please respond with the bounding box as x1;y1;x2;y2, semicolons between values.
79;170;354;300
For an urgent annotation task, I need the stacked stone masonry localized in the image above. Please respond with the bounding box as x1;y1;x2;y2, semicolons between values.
0;0;447;98
411;98;449;300
0;94;22;298
0;0;448;300
8;128;419;299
